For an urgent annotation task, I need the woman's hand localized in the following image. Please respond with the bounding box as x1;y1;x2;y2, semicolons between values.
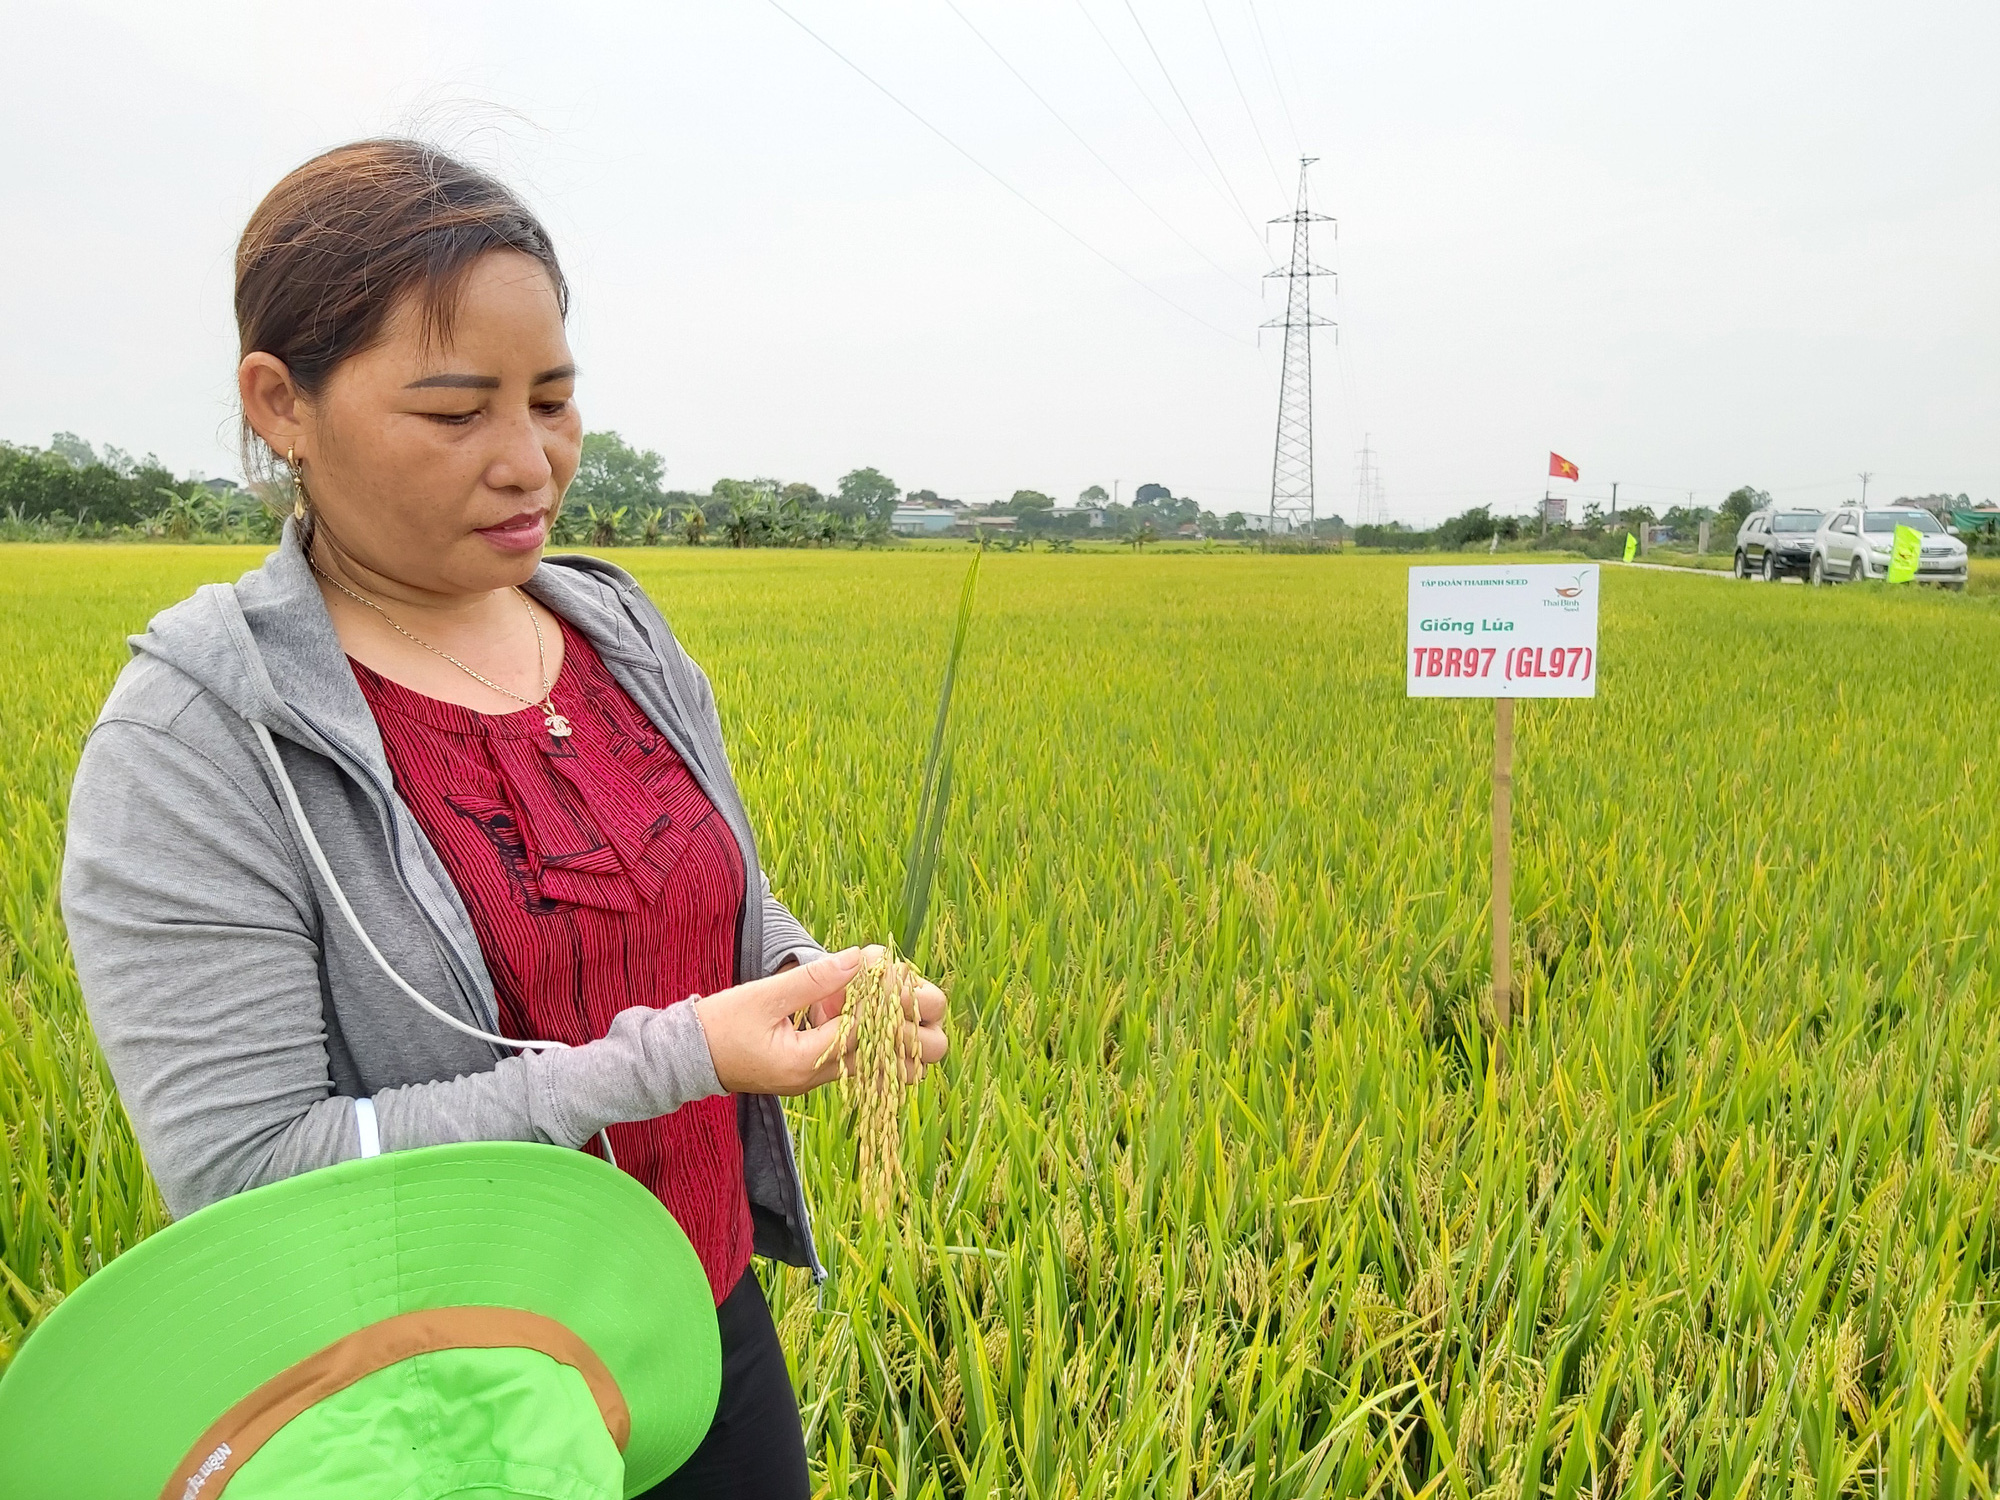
693;945;949;1096
694;948;863;1097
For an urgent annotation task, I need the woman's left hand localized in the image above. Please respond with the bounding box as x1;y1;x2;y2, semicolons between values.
795;945;948;1083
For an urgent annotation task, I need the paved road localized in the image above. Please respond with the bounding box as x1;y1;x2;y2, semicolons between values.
1613;560;1819;584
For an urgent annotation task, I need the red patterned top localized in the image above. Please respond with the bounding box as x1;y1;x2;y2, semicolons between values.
351;617;752;1304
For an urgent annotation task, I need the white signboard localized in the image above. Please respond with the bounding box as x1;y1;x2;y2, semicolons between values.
1406;564;1600;698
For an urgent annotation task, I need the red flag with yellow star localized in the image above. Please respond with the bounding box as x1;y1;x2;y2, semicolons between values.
1549;452;1579;481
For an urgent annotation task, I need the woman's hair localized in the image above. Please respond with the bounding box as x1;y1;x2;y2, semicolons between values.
235;138;568;482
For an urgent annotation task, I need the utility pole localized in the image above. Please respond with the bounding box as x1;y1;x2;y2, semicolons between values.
1265;156;1335;537
1858;471;1873;506
1610;481;1619;523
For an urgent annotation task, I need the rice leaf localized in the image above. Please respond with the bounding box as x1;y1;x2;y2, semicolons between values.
896;548;979;961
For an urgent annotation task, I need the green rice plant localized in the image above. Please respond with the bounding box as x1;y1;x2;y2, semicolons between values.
4;542;2000;1496
0;547;267;1360
826;950;924;1218
897;548;980;966
819;549;980;1215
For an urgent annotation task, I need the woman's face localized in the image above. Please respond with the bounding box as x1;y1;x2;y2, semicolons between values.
245;249;582;597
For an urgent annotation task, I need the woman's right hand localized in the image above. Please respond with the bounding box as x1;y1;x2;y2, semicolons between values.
693;948;865;1097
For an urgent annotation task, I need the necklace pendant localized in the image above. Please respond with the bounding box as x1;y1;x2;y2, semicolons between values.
545;712;572;739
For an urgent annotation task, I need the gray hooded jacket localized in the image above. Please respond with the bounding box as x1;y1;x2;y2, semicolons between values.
60;524;825;1278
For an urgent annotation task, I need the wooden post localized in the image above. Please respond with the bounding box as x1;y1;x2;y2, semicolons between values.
1492;697;1514;1039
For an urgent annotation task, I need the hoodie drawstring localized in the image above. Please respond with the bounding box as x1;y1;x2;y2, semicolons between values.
250;721;617;1168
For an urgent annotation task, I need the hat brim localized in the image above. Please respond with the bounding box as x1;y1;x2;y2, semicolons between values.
0;1142;719;1497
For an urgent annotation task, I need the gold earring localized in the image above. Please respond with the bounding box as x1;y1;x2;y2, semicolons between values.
287;446;308;523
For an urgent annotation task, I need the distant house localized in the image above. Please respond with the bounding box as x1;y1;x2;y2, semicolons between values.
967;514;1017;531
1237;513;1293;535
1053;500;1108;529
890;505;959;535
1176;522;1202;539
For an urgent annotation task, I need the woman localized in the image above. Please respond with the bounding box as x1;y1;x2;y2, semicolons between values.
60;138;947;1496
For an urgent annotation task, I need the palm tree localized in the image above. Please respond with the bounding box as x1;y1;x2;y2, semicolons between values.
678;505;709;546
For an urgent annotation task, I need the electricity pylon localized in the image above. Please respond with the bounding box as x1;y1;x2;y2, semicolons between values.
1264;157;1335;535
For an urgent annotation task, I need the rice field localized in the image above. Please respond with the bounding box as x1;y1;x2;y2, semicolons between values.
4;542;2000;1498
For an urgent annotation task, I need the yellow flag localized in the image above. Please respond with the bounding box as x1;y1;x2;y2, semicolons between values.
1886;524;1920;584
1622;534;1637;563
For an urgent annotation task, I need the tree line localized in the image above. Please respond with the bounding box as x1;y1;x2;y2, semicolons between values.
0;431;909;547
553;435;901;547
555;436;1304;548
0;429;1300;549
0;435;280;541
17;433;1974;557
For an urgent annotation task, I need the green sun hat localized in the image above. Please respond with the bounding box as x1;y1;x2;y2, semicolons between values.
0;1141;720;1499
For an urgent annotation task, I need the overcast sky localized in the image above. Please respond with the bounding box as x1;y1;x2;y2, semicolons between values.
4;0;1996;523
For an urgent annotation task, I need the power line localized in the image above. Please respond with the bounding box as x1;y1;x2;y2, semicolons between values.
1069;0;1265;252
1199;0;1288;200
765;0;1252;345
1118;0;1270;244
1331;326;1368;518
940;0;1258;295
1242;0;1302;154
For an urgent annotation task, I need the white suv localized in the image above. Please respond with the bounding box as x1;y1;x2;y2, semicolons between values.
1808;507;1969;590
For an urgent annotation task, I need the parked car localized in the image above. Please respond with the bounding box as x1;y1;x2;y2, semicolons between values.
1809;507;1969;589
1733;508;1824;580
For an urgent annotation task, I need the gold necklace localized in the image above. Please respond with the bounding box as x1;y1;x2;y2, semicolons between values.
312;559;572;739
